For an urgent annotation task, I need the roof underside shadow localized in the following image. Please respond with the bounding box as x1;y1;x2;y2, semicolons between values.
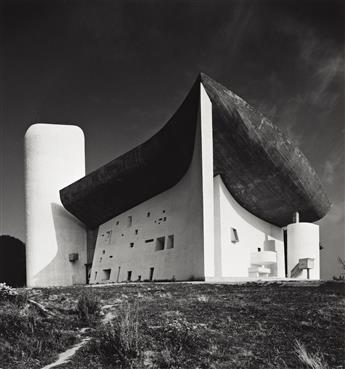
60;73;330;228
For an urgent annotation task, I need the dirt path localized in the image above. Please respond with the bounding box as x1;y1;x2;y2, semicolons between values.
40;305;116;369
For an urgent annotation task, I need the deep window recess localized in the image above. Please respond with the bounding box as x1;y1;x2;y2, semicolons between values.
116;221;119;225
163;217;167;221
167;235;174;249
130;242;134;248
127;216;132;227
149;267;154;281
102;250;105;254
145;239;154;243
94;271;98;280
156;237;165;251
102;269;111;280
258;248;261;252
127;271;132;281
147;212;150;217
230;228;239;243
105;230;112;244
109;255;113;258
135;229;138;235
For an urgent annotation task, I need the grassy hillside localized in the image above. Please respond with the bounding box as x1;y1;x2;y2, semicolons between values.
1;281;344;369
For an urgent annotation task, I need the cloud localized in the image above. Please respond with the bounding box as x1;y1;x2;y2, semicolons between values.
281;20;344;111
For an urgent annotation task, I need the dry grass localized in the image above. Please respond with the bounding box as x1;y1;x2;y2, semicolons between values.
295;340;329;369
2;281;344;369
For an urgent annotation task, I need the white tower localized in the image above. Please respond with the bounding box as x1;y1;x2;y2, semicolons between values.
287;212;320;280
25;124;86;287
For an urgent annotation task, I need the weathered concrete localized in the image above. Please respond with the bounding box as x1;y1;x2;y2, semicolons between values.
200;73;330;226
60;74;330;229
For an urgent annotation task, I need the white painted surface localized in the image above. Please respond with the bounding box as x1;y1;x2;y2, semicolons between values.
25;124;86;287
287;222;320;279
90;105;205;283
199;85;215;278
212;175;285;279
250;251;277;266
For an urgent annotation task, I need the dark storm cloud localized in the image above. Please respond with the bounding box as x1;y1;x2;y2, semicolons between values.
0;0;344;278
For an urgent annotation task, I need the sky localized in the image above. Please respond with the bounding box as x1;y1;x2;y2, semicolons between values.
0;0;344;279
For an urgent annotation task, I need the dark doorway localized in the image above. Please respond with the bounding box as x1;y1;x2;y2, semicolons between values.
85;263;92;284
0;235;26;287
283;230;288;277
127;271;132;281
149;267;154;281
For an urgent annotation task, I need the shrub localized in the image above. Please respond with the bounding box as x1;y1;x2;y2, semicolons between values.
91;303;143;369
0;282;17;301
77;290;101;325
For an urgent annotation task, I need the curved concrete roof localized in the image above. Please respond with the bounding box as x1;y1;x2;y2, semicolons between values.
60;73;330;228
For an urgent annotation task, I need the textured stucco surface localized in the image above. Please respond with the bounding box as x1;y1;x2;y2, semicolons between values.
89;109;205;282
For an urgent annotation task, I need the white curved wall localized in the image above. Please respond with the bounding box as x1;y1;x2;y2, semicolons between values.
213;175;285;279
25;124;86;287
287;223;320;280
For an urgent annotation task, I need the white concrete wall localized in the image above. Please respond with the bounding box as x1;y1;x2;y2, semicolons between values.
25;124;86;287
212;175;285;279
287;222;320;279
90;104;205;283
199;85;215;278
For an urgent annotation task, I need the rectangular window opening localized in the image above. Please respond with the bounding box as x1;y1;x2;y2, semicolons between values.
105;230;112;244
130;242;134;248
127;216;132;227
230;228;239;243
135;229;138;235
145;239;154;243
147;212;150;217
167;235;174;249
156;236;165;251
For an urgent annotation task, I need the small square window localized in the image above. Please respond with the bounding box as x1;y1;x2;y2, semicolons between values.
102;269;111;280
230;228;239;243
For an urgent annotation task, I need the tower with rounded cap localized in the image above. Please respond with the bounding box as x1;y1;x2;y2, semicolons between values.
24;123;86;287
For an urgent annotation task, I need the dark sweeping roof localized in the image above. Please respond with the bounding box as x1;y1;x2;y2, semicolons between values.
60;73;330;228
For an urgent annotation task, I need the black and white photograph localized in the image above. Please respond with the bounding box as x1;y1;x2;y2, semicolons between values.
0;0;344;368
